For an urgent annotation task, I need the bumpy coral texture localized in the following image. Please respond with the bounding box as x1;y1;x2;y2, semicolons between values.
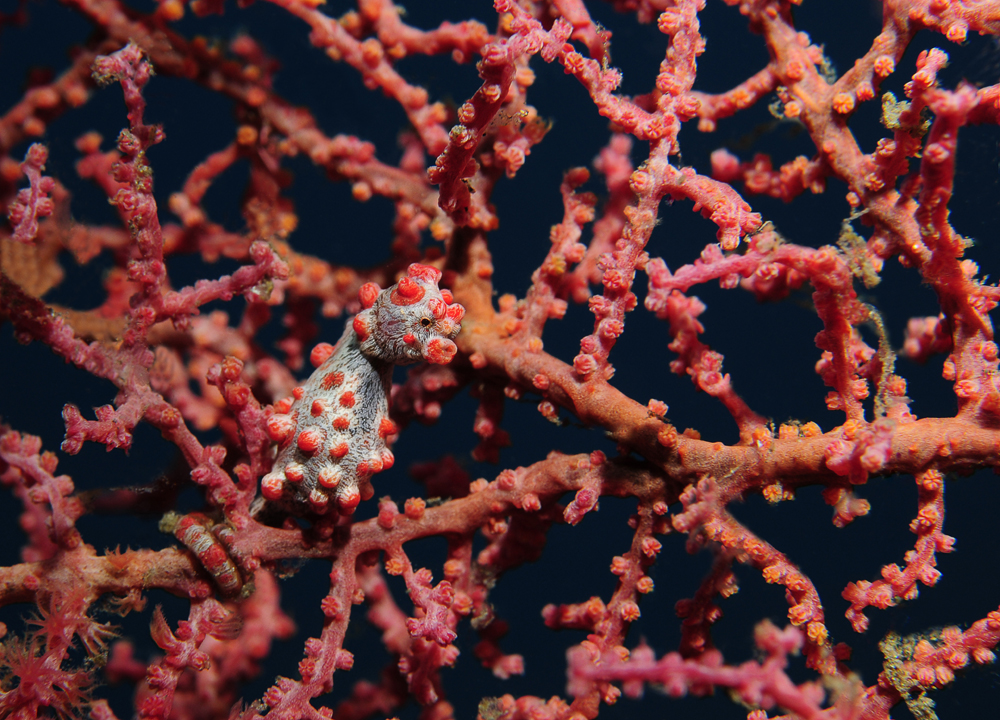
260;264;464;515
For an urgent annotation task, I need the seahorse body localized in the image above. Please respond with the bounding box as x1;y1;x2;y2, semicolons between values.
259;263;464;516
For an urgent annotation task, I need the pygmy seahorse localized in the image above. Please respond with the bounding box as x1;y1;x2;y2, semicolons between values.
259;263;464;516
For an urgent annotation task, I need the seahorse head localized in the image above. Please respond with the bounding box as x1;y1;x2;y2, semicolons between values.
354;263;465;365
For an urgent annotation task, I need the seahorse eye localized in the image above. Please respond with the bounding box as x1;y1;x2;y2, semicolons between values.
420;317;432;328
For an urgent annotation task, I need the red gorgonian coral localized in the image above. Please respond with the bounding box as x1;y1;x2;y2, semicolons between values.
2;0;1000;719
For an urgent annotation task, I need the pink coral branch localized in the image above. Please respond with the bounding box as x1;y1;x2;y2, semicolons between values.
567;622;844;719
842;470;954;633
7;143;55;244
262;0;451;155
0;430;81;561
